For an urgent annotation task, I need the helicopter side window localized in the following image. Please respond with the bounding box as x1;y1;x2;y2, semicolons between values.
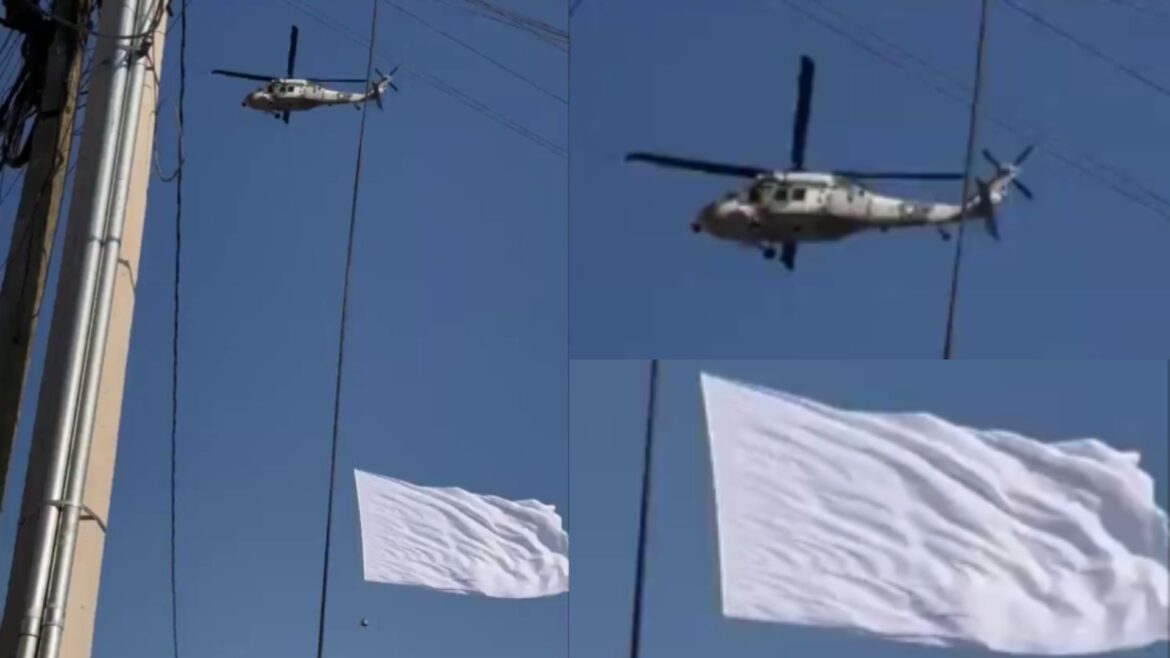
773;188;788;202
791;188;806;202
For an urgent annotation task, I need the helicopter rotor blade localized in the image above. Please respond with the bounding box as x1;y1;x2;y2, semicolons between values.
982;148;1002;170
308;77;370;83
211;69;277;82
1012;179;1034;199
288;25;299;78
1014;144;1034;166
625;152;770;178
834;171;966;180
790;55;814;171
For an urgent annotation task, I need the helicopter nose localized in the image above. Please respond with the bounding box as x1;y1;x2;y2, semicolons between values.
704;198;745;222
695;199;729;230
698;197;756;234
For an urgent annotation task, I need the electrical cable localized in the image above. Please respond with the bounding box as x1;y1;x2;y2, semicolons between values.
628;359;658;658
0;33;88;274
425;0;566;50
315;1;378;656
18;0;167;41
1104;0;1170;22
942;0;991;358
167;3;188;657
459;0;567;49
1002;0;1170;100
382;0;565;104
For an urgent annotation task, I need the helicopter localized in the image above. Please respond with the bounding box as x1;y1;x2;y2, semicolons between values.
625;55;1034;271
212;25;399;123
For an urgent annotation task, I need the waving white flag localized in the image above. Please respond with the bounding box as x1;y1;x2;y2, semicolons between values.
701;373;1169;655
354;469;568;598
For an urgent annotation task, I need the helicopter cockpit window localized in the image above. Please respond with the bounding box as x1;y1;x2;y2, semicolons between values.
773;187;788;202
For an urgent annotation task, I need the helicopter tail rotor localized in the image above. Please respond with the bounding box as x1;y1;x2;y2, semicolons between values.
369;66;400;110
982;144;1035;200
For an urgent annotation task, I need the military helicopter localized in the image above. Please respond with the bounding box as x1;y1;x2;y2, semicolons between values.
625;55;1034;271
212;26;399;123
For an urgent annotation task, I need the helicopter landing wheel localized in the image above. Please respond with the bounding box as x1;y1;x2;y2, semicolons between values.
690;222;702;233
763;246;776;260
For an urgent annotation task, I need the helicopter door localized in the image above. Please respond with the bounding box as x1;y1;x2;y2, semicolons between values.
789;187;822;213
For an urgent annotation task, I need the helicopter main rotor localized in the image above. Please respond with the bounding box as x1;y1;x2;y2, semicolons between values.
625;55;966;182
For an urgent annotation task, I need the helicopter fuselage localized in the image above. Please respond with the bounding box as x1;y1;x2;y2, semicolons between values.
695;172;1004;245
242;79;370;113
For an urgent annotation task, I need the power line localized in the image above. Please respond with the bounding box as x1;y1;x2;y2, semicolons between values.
316;1;379;656
167;2;189;658
458;0;567;50
277;0;565;158
1104;0;1170;22
629;359;658;658
416;0;567;50
1002;0;1170;101
382;0;565;104
779;0;1170;222
943;0;991;359
404;67;565;156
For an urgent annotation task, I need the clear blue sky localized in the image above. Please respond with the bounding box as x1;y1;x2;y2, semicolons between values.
569;0;1170;358
0;0;566;656
570;360;1169;658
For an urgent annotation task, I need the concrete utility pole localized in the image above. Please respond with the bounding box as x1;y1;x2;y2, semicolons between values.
0;0;165;656
0;0;93;512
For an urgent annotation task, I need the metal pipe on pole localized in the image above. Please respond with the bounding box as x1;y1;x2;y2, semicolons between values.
11;1;144;656
32;4;154;656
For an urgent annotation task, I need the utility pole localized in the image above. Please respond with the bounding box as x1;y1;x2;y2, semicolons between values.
0;0;165;656
0;0;93;511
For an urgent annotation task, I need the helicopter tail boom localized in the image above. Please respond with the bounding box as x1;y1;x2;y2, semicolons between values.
975;178;999;239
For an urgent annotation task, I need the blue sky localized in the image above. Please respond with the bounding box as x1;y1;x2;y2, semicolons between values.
0;1;566;656
570;360;1169;658
569;0;1170;358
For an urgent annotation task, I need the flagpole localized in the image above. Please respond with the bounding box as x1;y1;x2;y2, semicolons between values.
629;358;659;658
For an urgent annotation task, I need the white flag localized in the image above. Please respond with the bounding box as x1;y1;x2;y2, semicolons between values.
700;373;1169;655
354;469;568;598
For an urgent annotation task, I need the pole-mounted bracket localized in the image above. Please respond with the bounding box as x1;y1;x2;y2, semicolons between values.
18;499;107;534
